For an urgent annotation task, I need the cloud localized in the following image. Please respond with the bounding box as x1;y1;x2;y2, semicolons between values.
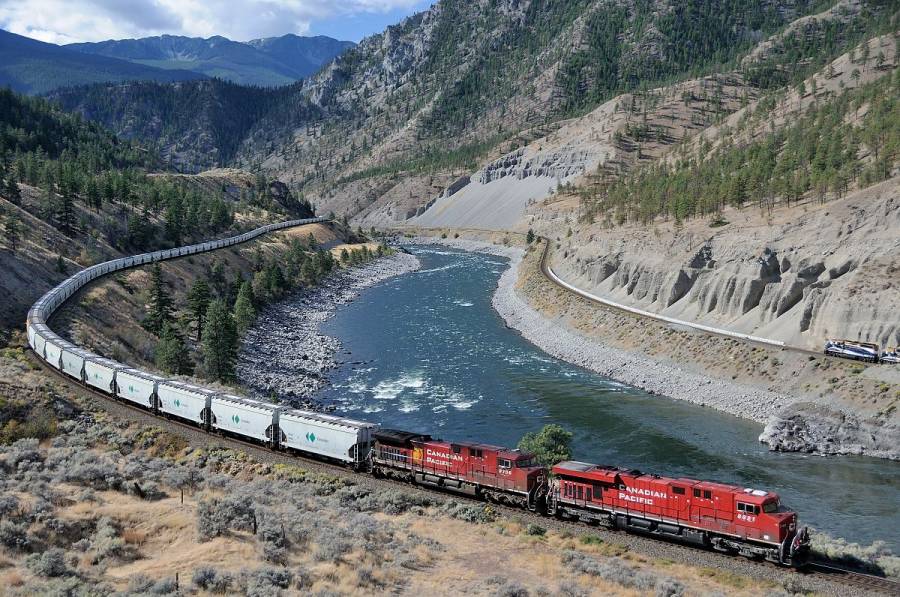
0;0;423;44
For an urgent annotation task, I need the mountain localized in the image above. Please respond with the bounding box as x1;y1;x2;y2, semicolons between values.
50;79;320;173
48;0;897;221
66;34;354;87
0;29;203;95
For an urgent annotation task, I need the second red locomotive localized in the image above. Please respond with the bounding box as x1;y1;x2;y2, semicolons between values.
371;430;547;510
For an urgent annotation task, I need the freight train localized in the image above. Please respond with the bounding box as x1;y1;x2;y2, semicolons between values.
824;339;900;364
26;218;811;568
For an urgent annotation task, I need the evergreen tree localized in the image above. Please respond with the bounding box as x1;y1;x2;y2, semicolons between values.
4;178;21;205
340;248;350;263
233;281;257;335
154;323;192;375
4;211;21;253
186;279;212;340
526;229;535;244
85;176;101;211
144;263;174;335
57;188;76;235
201;299;238;382
56;254;67;274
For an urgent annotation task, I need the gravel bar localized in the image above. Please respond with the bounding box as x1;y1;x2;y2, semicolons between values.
237;252;421;408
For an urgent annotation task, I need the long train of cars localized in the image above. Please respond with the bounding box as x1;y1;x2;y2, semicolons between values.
26;218;810;567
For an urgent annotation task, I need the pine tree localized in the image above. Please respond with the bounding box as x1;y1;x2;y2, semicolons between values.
186;279;212;340
144;263;174;335
57;188;76;235
155;323;192;375
4;212;21;253
340;248;350;263
4;178;21;205
56;254;67;274
526;229;535;244
233;281;257;335
85;176;101;211
202;299;238;382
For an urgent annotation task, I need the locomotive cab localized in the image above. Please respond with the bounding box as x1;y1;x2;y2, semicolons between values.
742;493;810;566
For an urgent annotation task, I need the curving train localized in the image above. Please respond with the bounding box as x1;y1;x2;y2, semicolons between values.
26;218;810;568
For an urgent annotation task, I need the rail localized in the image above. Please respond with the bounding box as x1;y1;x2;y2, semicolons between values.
538;237;789;349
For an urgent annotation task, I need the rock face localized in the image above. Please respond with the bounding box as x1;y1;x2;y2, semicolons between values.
760;403;900;460
552;179;900;350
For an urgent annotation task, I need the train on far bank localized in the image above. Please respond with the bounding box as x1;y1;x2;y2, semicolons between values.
26;218;810;568
824;339;900;364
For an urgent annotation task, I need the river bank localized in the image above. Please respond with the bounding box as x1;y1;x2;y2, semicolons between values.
237;252;421;408
400;233;899;460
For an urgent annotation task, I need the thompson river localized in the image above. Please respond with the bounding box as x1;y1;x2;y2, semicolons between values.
318;246;900;549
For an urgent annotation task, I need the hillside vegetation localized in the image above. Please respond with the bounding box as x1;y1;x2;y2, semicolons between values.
0;86;313;335
50;0;890;224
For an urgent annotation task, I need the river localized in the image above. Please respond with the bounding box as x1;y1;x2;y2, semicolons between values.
318;246;899;549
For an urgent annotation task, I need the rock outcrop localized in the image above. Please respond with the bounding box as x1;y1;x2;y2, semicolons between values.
760;403;900;460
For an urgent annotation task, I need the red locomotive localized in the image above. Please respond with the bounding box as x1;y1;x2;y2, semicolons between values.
371;430;547;510
371;430;810;566
548;461;809;565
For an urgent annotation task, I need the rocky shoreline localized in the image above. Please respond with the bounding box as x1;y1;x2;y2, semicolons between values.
237;252;421;408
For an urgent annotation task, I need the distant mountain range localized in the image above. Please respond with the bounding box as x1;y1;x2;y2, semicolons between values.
0;29;203;95
66;34;355;87
0;29;353;95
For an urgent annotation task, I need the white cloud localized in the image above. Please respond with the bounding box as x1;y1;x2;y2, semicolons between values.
0;0;422;44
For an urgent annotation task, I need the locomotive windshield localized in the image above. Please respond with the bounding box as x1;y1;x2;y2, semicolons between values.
762;500;780;513
516;458;536;468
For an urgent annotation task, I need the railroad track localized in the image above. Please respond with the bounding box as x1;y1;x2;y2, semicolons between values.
537;237;837;361
30;351;897;596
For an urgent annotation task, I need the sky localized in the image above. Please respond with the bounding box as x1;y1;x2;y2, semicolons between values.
0;0;436;45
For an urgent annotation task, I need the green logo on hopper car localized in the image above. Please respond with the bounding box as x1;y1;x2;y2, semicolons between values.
306;432;316;443
232;415;241;424
129;385;135;393
174;399;181;408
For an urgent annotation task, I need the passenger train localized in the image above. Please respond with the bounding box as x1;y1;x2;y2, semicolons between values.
26;218;810;567
824;339;900;364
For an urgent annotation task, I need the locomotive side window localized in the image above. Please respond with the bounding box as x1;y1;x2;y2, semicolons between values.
703;490;712;499
499;458;512;469
737;502;760;514
673;487;685;495
693;489;701;498
470;448;483;458
576;486;584;500
452;445;461;454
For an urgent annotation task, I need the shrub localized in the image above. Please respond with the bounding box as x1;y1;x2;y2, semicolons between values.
313;529;350;562
196;495;256;541
0;520;29;551
561;552;657;589
25;548;70;577
0;494;20;518
192;566;232;593
525;523;546;536
494;580;529;596
442;501;497;523
245;567;292;597
655;578;685;597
